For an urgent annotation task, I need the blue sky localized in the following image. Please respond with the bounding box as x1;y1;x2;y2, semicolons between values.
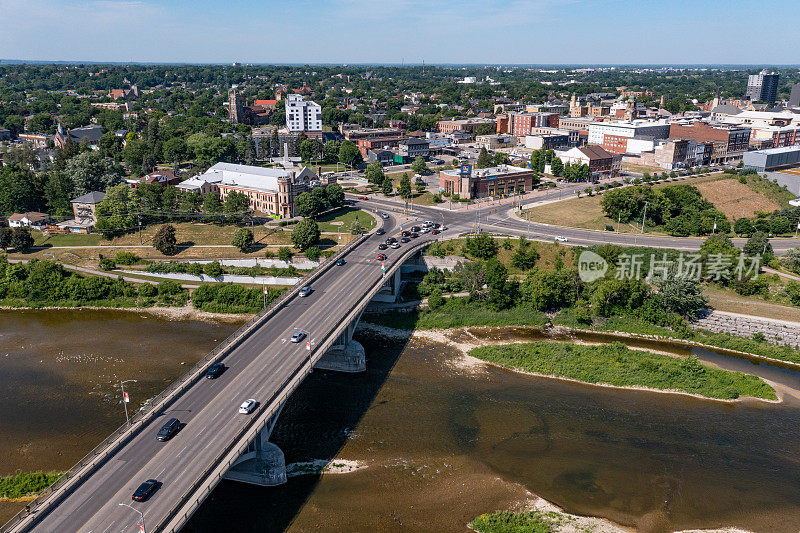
1;0;798;64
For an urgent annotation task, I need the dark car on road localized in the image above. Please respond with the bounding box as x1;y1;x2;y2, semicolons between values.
409;232;419;238
400;237;410;243
401;230;410;237
411;225;421;232
376;253;387;261
156;418;181;442
378;243;388;250
376;228;385;235
205;362;225;379
132;479;159;502
336;258;346;266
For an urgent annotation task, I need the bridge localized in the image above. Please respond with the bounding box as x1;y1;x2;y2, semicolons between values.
5;187;800;533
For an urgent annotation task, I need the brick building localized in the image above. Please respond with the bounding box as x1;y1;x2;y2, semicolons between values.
558;146;621;180
439;165;536;200
668;121;751;164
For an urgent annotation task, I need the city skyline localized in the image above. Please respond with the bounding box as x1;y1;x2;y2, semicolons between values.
1;0;799;64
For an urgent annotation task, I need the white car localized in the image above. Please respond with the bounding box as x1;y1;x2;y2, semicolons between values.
239;399;257;414
555;236;569;242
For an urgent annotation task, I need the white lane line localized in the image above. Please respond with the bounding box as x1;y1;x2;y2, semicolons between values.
174;445;189;458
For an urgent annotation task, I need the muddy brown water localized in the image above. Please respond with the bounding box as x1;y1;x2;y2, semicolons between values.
2;312;800;532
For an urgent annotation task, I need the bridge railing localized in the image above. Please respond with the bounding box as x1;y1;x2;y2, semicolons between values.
1;232;372;533
157;236;436;532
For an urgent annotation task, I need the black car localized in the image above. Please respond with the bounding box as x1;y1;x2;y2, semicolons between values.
401;230;410;237
409;232;419;238
432;229;440;235
205;362;225;379
132;479;159;502
336;258;346;266
386;237;397;244
400;237;410;243
378;243;388;250
156;418;181;442
376;228;386;235
411;225;421;232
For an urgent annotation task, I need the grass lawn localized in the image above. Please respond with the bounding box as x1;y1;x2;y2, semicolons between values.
693;178;781;221
470;510;566;533
469;341;776;400
703;285;800;323
622;161;668;174
108;222;292;247
34;233;103;247
316;207;376;232
742;173;797;209
0;471;63;500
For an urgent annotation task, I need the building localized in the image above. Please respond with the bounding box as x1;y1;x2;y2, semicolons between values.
496;112;560;137
124;170;180;188
182;162;318;218
746;70;780;104
57;191;106;233
109;86;139;100
54;124;104;149
357;136;405;157
790;83;800;108
7;212;49;228
742;146;800;172
17;133;51;147
285;94;322;133
558;145;621;180
343;127;403;141
668;121;751;164
398;138;430;159
635;139;696;170
439;165;536;199
436;118;495;134
524;133;570;150
476;134;518;150
587;120;671;147
366;149;395;166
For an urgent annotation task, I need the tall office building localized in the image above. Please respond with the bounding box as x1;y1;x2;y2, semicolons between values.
789;83;800;108
746;70;780;104
285;94;322;133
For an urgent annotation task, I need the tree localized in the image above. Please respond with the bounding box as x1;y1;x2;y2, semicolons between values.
93;184;137;237
203;260;223;278
464;234;498;260
782;247;800;274
411;156;428;174
349;214;364;234
397;174;412;199
224;191;251;216
743;231;773;263
653;276;707;319
203;193;223;216
278;247;293;262
325;183;344;207
291;219;320;251
153;224;178;255
0;163;43;216
0;227;12;251
382;177;393;196
10;227;33;253
295;189;328;218
338;140;362;167
476;147;492;169
550;157;564;177
163;137;189;165
733;217;755;236
304;246;321;261
232;228;254;252
427;288;444;310
365;161;385;185
64;151;118;196
453;260;485;297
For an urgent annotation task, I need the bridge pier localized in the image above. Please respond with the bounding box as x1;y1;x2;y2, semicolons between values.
223;405;287;486
315;310;366;372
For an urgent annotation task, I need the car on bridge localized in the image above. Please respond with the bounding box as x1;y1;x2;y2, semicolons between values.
336;258;346;266
205;362;225;379
132;479;159;502
290;331;307;343
400;237;410;243
376;253;387;261
238;399;258;414
378;243;388;250
298;286;313;297
390;242;400;249
156;418;181;442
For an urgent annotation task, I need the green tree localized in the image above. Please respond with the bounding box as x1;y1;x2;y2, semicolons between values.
382;177;393;196
163;137;189;164
291;219;320;251
476;147;492;169
93;184;137;237
10;227;34;253
304;246;321;261
411;156;428;174
224;191;251;216
464;234;498;260
550;157;563;177
153;224;178;255
652;276;707;318
278;247;293;262
397;174;412;198
0;227;13;251
427;288;444;309
203;260;223;277
743;231;773;263
0;163;43;215
232;228;254;252
365;161;385;185
203;193;223;216
64;151;118;196
338;140;362;167
325;183;345;207
733;217;755;236
295;189;328;218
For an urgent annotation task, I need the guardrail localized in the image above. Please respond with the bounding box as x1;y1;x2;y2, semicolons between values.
2;231;372;533
158;236;435;532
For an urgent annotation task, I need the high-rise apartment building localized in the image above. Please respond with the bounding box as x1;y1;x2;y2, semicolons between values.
285;94;322;132
746;70;780;104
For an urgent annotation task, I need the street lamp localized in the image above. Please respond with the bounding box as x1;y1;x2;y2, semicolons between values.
118;379;138;426
118;502;146;533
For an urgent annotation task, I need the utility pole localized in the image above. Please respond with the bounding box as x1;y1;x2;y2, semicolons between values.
119;379;138;426
641;201;649;234
118;503;146;533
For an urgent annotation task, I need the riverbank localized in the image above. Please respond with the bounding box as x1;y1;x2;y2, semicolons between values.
0;304;253;324
357;323;781;404
0;471;63;503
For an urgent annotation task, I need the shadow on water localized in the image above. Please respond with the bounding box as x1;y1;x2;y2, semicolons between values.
183;329;412;532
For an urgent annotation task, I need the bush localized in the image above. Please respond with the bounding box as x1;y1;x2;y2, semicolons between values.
264;249;275;259
113;251;140;265
232;228;254;253
304;246;321;261
427;289;444;309
98;258;116;271
203;260;223;278
138;283;157;298
278;247;293;262
157;279;182;295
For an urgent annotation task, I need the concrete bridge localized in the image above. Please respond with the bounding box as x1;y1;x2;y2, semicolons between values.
2;211;441;533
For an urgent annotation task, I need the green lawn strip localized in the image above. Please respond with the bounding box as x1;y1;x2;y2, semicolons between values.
470;510;568;533
0;471;63;499
468;341;776;400
362;298;548;331
315;207;376;233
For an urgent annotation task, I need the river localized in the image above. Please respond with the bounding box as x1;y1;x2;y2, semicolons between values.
2;311;800;532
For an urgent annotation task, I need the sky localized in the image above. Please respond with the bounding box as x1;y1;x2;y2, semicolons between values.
1;0;798;65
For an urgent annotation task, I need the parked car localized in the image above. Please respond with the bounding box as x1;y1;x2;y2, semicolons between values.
238;399;258;414
298;286;313;297
291;331;307;343
156;418;181;442
132;479;159;502
376;253;387;261
205;362;225;379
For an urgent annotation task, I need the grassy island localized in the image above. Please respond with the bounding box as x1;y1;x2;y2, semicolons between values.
0;471;63;500
470;510;568;533
468;341;776;401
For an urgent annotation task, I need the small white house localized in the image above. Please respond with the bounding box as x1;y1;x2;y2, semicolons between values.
7;212;49;228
